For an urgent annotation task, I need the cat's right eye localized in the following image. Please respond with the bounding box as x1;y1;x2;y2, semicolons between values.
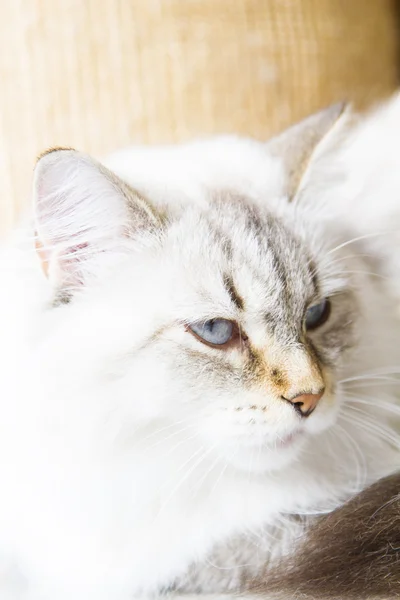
305;298;331;331
186;318;240;348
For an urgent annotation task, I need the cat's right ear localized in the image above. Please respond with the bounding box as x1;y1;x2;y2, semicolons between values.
33;148;161;297
267;103;350;201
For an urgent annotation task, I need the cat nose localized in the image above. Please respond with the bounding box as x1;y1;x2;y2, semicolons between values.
282;388;325;418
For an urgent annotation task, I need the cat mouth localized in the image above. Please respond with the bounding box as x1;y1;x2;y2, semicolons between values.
230;428;305;450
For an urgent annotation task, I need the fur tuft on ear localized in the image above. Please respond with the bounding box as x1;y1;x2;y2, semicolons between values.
267;103;350;200
33;148;160;296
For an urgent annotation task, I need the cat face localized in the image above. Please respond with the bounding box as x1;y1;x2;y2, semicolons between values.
32;105;361;473
121;198;358;472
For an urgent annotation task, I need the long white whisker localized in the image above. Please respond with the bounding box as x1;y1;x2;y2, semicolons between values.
157;445;216;517
134;416;198;446
209;461;230;498
209;446;240;498
190;452;222;497
165;444;206;481
332;269;388;280
141;421;198;453
341;409;400;448
345;395;400;417
161;430;202;461
334;423;367;491
327;232;386;256
343;380;400;390
339;368;400;383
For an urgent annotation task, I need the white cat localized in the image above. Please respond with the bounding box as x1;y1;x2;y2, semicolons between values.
0;99;399;600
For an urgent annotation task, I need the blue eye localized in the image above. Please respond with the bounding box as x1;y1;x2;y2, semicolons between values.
305;299;331;331
188;319;235;347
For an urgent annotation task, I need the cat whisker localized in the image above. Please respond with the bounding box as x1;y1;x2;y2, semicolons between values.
327;232;387;256
339;368;400;383
133;415;199;447
332;269;389;280
344;394;400;417
323;251;378;265
340;409;400;448
333;423;368;492
133;420;199;456
190;452;223;497
130;440;208;549
257;434;263;472
164;442;206;482
247;444;256;487
209;446;239;498
309;251;377;281
147;444;208;540
156;445;217;518
342;379;400;389
161;430;203;461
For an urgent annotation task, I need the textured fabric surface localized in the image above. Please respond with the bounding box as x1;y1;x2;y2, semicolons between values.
0;0;398;234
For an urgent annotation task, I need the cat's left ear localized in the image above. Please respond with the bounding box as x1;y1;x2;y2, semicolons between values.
267;103;350;201
33;148;161;296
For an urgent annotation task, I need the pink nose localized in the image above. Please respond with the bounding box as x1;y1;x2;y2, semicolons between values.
283;389;324;418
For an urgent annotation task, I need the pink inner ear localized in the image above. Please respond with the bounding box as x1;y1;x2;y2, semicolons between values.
35;233;50;277
57;242;90;287
35;226;90;285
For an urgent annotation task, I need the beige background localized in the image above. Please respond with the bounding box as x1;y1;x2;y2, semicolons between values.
0;0;399;235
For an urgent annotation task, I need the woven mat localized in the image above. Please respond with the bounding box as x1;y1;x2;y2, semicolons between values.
0;0;398;234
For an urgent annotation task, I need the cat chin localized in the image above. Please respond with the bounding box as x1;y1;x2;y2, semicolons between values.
214;433;307;474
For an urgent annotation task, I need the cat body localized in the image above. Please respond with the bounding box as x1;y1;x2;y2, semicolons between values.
0;101;399;599
254;471;400;599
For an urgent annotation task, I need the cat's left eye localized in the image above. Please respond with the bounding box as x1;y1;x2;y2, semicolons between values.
305;298;331;331
187;319;239;348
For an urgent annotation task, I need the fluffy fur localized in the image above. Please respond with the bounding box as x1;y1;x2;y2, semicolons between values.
252;472;400;599
0;98;399;600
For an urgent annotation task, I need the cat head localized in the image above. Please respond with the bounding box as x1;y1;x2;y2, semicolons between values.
32;104;364;473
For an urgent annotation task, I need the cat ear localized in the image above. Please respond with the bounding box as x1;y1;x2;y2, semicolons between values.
267;103;349;200
33;148;160;296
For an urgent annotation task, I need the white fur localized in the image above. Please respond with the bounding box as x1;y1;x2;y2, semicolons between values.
0;100;399;600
